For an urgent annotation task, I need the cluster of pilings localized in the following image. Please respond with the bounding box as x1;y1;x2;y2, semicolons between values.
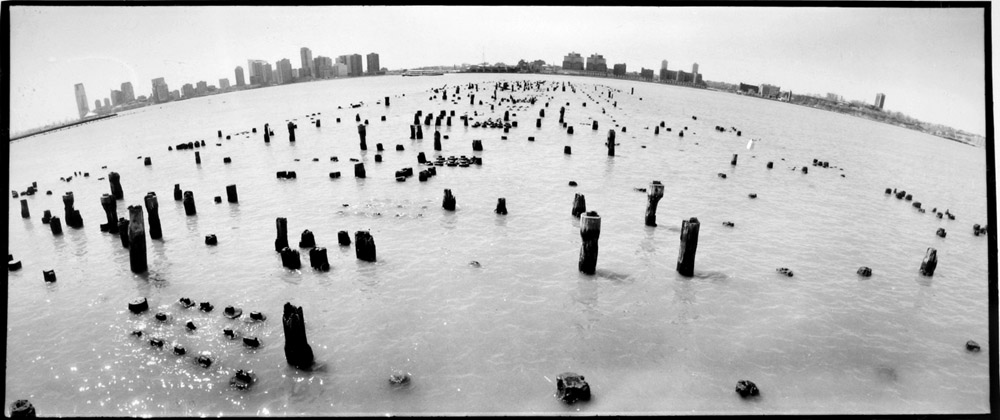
172;140;207;150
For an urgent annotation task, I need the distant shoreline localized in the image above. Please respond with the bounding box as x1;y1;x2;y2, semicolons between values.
9;113;119;142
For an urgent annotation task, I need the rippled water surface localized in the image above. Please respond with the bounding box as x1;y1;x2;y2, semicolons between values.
6;74;991;415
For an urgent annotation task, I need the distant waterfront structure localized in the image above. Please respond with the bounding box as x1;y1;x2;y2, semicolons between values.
875;93;886;109
300;47;314;78
235;66;246;87
739;83;760;95
640;68;654;80
151;77;169;103
120;82;135;103
219;78;230;90
333;62;349;77
367;53;380;75
692;63;699;82
247;60;267;85
562;52;584;71
349;54;363;76
586;54;607;72
103;98;111;109
263;63;274;84
612;63;626;76
169;90;180;101
759;84;781;98
182;83;195;99
315;56;334;78
661;60;669;70
195;81;208;96
276;58;293;84
110;89;122;107
94;99;101;111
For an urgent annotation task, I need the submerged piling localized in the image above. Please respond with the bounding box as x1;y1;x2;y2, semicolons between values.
182;191;196;216
354;162;366;178
109;172;123;200
128;205;147;273
578;211;601;275
309;247;330;271
358;124;367;150
676;217;701;276
607;129;616;156
62;192;83;228
920;247;937;276
731;154;738;166
645;181;664;227
495;198;508;215
20;199;29;218
275;217;289;252
355;231;376;262
287;122;296;142
226;185;238;203
282;303;315;370
442;189;456;211
174;184;182;201
144;193;162;240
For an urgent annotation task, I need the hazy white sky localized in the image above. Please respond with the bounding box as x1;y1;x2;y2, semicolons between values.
7;6;988;135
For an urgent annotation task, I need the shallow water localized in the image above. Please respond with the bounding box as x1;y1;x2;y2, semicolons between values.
6;73;990;415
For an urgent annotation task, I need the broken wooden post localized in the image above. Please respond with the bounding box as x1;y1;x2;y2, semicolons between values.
299;230;316;248
572;193;587;217
62;192;83;228
282;302;315;370
472;140;483;151
117;218;130;248
50;216;62;235
354;162;366;178
174;184;182;201
731;154;738;166
434;131;442;151
920;247;937;276
443;189;456;211
144;193;162;240
109;172;124;200
607;129;616;156
355;231;376;262
195;151;201;164
565;146;572;154
182;191;196;216
42;210;52;224
592;121;598;130
385;96;390;106
645;181;664;227
226;185;238;203
309;247;330;271
128;205;147;273
338;230;351;246
358;124;367;150
676;217;701;277
578;211;601;275
280;247;301;269
275;217;289;252
495;198;508;215
9;399;37;418
410;125;416;139
556;372;591;404
287;121;296;142
264;123;270;142
20;199;29;218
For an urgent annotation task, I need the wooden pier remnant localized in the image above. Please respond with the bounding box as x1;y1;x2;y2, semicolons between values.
299;230;316;248
578;211;601;275
920;247;937;276
495;198;508;215
355;231;377;262
144;193;162;240
607;129;616;156
358;124;367;150
556;372;591;404
676;217;701;276
226;185;238;203
288;121;296;142
309;247;330;271
572;193;587;218
128;205;147;273
442;189;456;211
434;131;442;151
275;217;289;252
282;303;315;370
20;199;29;218
62;192;83;228
280;247;301;269
645;181;664;227
174;184;182;201
50;216;62;235
354;162;366;178
338;230;351;246
182;191;196;216
109;172;124;200
731;154;738;166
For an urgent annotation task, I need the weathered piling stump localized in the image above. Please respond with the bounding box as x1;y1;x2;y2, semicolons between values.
966;340;981;352
50;216;62;235
919;247;937;276
9;399;37;418
735;380;760;398
42;269;56;282
355;231;377;262
565;146;572;154
42;210;52;224
9;259;22;271
117;218;130;248
174;184;182;201
578;211;601;275
936;228;947;238
226;185;238;203
442;189;456;211
205;234;218;245
417;152;427;164
358;124;367;150
109;172;124;199
354;162;366;178
857;266;872;277
144;157;152;166
338;230;351;246
495;198;508;215
676;217;701;276
128;297;149;314
128;205;147;273
385;96;390;106
144;193;162;240
280;247;301;269
299;230;316;248
309;247;330;271
20;199;29;218
287;121;296;142
592;121;598;130
572;193;587;217
434;131;442;151
410;125;416;139
607;129;616;156
645;181;664;227
182;191;196;216
282;303;315;370
731;154;738;166
472;140;483;151
275;218;289;252
62;192;83;228
375;155;383;163
556;372;591;404
567;126;574;135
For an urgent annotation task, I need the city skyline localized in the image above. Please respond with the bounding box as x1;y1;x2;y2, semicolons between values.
8;6;987;135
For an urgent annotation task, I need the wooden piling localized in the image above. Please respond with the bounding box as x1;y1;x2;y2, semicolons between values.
275;217;289;252
144;193;162;240
592;121;598;130
338;230;351;246
128;205;147;273
109;172;124;200
42;210;51;224
495;198;508;215
50;216;62;235
572;193;587;217
20;199;29;218
309;247;330;271
676;217;701;276
565;146;572;154
354;231;377;262
645;181;664;227
62;192;83;228
472;140;483;151
434;131;442;151
226;185;238;203
731;154;738;166
358;124;367;150
607;129;615;156
287;122;296;142
299;230;316;248
117;218;130;247
578;211;601;275
282;303;316;369
920;247;937;276
354;162;366;178
174;184;182;201
182;191;196;216
443;189;456;211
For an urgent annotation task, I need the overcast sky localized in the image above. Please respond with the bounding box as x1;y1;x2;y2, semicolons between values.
8;6;988;135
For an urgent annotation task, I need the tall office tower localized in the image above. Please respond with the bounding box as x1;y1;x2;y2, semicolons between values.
875;93;886;109
562;52;584;70
120;82;135;103
235;66;246;86
151;77;169;103
103;98;111;109
219;78;231;90
348;54;363;76
195;81;207;96
585;54;607;72
661;60;668;70
182;83;195;98
691;63;699;82
74;83;89;118
612;63;627;76
366;53;380;75
263;63;274;84
314;56;333;79
111;89;122;106
276;59;293;84
247;60;267;85
94;99;102;111
300;47;314;78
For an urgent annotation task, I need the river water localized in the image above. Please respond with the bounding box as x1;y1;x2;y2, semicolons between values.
6;74;991;415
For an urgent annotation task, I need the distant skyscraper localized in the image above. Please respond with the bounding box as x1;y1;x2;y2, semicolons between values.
263;63;274;84
300;47;314;78
235;66;246;87
612;63;626;76
586;54;607;72
661;60;668;70
691;63;699;82
348;54;363;76
314;56;333;78
120;82;135;103
247;60;268;85
219;78;231;90
366;53;380;75
111;89;122;106
196;81;207;96
151;77;169;103
562;52;584;71
276;59;293;84
94;99;102;111
182;83;195;98
74;83;89;118
103;98;111;109
875;93;886;109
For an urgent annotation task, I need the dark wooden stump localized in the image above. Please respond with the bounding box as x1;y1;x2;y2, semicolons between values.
288;121;296;142
731;154;738;166
556;372;591;404
645;181;664;227
572;193;587;218
117;218;130;248
20;199;29;218
434;131;442;151
183;191;196;216
579;211;601;275
309;247;330;271
443;189;456;211
226;185;238;203
358;124;367;150
299;229;316;248
280;247;301;269
50;216;62;235
109;172;124;200
354;162;366;178
9;399;37;418
355;231;377;262
920;247;937;276
495;198;508;215
338;230;351;246
275;217;289;252
676;217;701;276
174;184;182;201
128;205;147;273
607;129;616;156
282;303;315;370
144;193;162;240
